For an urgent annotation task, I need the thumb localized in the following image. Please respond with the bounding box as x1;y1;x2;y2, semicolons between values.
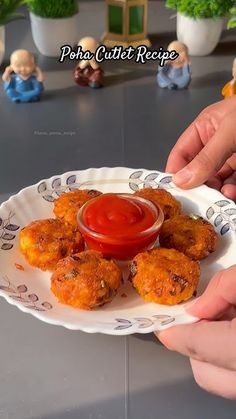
173;112;236;188
156;266;236;369
157;319;236;370
187;265;236;319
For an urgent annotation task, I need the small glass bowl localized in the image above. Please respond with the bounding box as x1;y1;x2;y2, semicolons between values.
77;193;164;260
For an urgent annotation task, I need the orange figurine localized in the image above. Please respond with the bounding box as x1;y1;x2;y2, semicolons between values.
222;58;236;99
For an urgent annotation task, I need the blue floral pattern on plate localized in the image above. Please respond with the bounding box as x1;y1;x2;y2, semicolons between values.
0;212;20;250
0;275;52;311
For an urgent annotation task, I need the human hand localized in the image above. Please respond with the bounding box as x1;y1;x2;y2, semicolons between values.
156;265;236;399
35;66;44;82
166;97;236;201
2;65;13;82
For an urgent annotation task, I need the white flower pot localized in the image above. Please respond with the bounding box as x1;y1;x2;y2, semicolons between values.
177;13;224;56
0;26;5;66
29;12;79;57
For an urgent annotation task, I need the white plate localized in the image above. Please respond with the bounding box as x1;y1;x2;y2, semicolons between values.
0;167;235;335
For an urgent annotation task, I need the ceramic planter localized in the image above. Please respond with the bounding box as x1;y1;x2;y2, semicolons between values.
0;26;5;66
177;13;224;56
29;12;79;57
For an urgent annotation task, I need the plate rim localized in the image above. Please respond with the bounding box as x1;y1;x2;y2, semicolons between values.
1;166;236;211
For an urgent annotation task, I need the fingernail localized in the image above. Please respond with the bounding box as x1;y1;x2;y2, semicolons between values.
173;169;192;185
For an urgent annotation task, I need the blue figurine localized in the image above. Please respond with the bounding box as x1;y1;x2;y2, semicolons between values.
2;49;44;103
157;41;191;90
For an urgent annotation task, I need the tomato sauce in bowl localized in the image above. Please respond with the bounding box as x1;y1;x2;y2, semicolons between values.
77;193;164;260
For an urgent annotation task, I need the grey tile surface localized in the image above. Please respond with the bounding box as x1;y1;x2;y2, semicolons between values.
0;2;236;419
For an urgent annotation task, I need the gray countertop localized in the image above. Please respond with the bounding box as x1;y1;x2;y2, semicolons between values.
0;2;236;418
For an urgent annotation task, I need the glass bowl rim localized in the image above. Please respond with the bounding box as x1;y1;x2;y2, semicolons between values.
77;192;164;243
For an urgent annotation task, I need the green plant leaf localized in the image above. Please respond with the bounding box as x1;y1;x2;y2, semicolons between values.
0;0;25;26
166;0;235;18
227;17;236;28
25;0;79;18
0;12;25;25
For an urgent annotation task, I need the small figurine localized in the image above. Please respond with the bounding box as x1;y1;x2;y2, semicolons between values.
222;58;236;99
157;41;191;90
2;49;44;103
74;37;104;89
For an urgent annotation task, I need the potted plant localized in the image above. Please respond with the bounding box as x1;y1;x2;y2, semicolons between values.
26;0;79;57
166;0;234;56
0;0;25;66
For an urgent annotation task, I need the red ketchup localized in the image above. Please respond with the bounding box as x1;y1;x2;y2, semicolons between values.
78;193;163;260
